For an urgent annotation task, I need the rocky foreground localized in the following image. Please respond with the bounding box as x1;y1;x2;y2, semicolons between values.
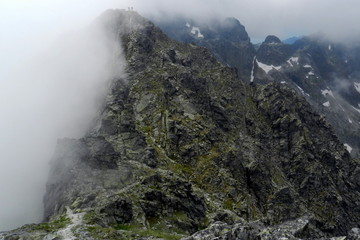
2;10;360;240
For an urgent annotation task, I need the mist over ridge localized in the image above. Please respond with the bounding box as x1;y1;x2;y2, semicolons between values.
0;3;127;230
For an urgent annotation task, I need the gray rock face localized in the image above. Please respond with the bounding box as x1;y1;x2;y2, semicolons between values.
264;35;282;44
256;36;294;66
3;10;360;240
348;228;360;240
183;217;312;240
153;16;256;81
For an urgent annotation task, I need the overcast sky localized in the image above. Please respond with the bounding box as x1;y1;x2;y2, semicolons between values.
1;0;360;45
134;0;360;43
0;0;360;231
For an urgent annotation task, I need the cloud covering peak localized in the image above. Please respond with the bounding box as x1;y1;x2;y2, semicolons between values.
124;0;360;42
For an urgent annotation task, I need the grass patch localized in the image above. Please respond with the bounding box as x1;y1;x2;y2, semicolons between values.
135;229;182;240
115;224;133;231
31;215;71;232
86;226;120;240
115;223;184;240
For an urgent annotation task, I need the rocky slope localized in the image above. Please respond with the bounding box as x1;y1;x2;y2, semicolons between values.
252;36;360;157
153;16;255;81
154;17;360;158
2;10;360;240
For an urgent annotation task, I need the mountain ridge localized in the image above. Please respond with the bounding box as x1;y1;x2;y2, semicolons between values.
154;15;360;158
2;9;360;240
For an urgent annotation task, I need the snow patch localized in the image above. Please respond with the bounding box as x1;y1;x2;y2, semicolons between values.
273;65;282;71
297;86;305;94
345;59;348;63
296;85;309;96
191;26;204;38
308;70;315;76
354;82;360;94
250;57;256;82
287;57;299;67
256;60;281;74
344;143;352;153
328;44;332;50
349;119;353;124
186;22;191;28
281;81;286;84
353;106;360;114
303;64;312;68
323;101;330;107
305;69;315;78
321;89;334;98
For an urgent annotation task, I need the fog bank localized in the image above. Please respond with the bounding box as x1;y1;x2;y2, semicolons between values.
0;1;126;230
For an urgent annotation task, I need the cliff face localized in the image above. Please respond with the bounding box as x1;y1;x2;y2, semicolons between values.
153;16;256;82
2;10;360;240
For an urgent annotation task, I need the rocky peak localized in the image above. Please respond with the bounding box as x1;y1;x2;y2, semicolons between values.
216;17;250;42
256;36;294;66
94;9;151;39
264;35;281;44
152;15;256;81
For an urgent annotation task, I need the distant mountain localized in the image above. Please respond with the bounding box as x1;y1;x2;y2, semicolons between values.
252;36;360;157
282;36;302;44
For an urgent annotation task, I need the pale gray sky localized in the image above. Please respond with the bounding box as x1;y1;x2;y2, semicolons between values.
1;0;360;45
0;0;359;231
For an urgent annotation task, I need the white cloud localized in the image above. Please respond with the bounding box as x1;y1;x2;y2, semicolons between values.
0;0;126;230
132;0;360;42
